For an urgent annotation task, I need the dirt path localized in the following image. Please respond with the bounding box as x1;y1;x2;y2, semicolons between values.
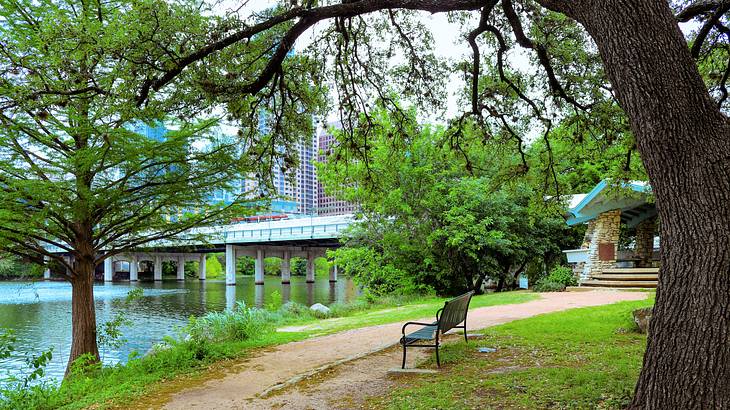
156;291;646;409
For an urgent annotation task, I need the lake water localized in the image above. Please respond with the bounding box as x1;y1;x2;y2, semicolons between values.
0;276;357;383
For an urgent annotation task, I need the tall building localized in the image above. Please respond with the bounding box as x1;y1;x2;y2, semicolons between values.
243;133;318;215
316;121;358;216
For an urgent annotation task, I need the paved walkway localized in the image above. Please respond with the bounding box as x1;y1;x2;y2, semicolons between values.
159;291;646;409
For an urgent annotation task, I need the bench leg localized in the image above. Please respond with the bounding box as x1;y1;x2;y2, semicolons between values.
435;344;440;368
464;326;468;343
402;343;407;369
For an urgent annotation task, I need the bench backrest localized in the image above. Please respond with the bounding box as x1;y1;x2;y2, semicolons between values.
437;291;475;334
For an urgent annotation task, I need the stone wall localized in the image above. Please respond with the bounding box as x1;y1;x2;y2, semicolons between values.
586;209;621;278
635;217;657;267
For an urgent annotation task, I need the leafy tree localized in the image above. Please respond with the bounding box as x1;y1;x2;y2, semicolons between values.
2;0;728;404
204;255;224;279
324;110;580;295
0;0;324;375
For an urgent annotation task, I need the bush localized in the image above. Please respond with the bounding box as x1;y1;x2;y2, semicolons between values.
532;280;566;292
545;265;578;287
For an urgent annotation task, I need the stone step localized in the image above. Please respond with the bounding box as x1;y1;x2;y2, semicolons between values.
603;268;659;274
567;286;655;292
566;286;655;292
581;279;657;288
591;273;658;280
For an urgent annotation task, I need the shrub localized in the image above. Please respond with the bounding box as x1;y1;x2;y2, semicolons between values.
545;265;578;287
532;280;566;292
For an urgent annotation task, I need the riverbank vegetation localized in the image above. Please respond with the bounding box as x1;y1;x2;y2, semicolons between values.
0;256;43;280
0;291;536;410
367;297;654;409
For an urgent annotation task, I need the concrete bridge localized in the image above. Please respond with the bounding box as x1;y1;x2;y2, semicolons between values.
46;214;353;286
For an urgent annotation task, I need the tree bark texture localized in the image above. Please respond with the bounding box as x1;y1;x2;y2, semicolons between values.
66;258;100;376
564;0;730;407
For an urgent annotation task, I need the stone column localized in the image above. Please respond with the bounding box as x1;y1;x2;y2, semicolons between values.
104;257;114;282
225;244;236;286
306;252;315;283
587;210;622;278
198;254;207;280
154;255;162;281
43;256;50;280
281;251;291;284
254;248;264;285
176;255;185;281
129;254;139;282
635;217;656;267
329;263;338;283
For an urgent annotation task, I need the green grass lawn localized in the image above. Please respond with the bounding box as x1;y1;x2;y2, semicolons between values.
368;295;654;410
13;291;537;410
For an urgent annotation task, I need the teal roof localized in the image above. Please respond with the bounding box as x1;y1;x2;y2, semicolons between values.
566;180;654;226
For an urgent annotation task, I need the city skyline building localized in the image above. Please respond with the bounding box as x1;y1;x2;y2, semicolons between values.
137;120;353;217
316;121;358;217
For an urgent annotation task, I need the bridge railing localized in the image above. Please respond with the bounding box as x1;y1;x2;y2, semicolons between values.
224;222;348;243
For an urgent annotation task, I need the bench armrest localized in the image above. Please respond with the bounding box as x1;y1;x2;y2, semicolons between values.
402;321;435;334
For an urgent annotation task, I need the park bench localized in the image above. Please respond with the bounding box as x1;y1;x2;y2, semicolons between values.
399;290;475;369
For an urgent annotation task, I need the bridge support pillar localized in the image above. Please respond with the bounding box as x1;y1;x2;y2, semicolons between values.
254;248;264;285
281;251;291;284
154;255;162;281
306;252;315;283
329;263;338;283
198;254;206;280
104;258;114;282
43;256;50;280
225;244;236;286
176;255;185;281
129;254;139;282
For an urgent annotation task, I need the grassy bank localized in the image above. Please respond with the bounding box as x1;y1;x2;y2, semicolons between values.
368;295;654;409
1;291;537;410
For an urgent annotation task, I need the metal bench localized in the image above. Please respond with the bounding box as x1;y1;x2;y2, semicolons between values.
400;291;475;368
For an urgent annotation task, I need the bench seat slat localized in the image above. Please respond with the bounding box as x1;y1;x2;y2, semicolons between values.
401;322;438;344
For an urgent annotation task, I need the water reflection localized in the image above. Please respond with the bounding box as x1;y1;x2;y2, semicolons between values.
306;282;314;306
0;276;357;382
254;284;264;308
226;285;236;310
282;283;291;304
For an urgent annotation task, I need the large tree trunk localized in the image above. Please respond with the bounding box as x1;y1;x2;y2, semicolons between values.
562;1;730;407
66;258;100;376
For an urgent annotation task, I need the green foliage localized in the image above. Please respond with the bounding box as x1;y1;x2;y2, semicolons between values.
533;266;577;292
333;247;429;297
205;254;224;279
184;302;275;344
532;280;566;292
265;290;283;312
0;328;57;410
320;108;582;296
291;258;307;276
0;256;43;279
545;265;578;287
236;257;254;275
